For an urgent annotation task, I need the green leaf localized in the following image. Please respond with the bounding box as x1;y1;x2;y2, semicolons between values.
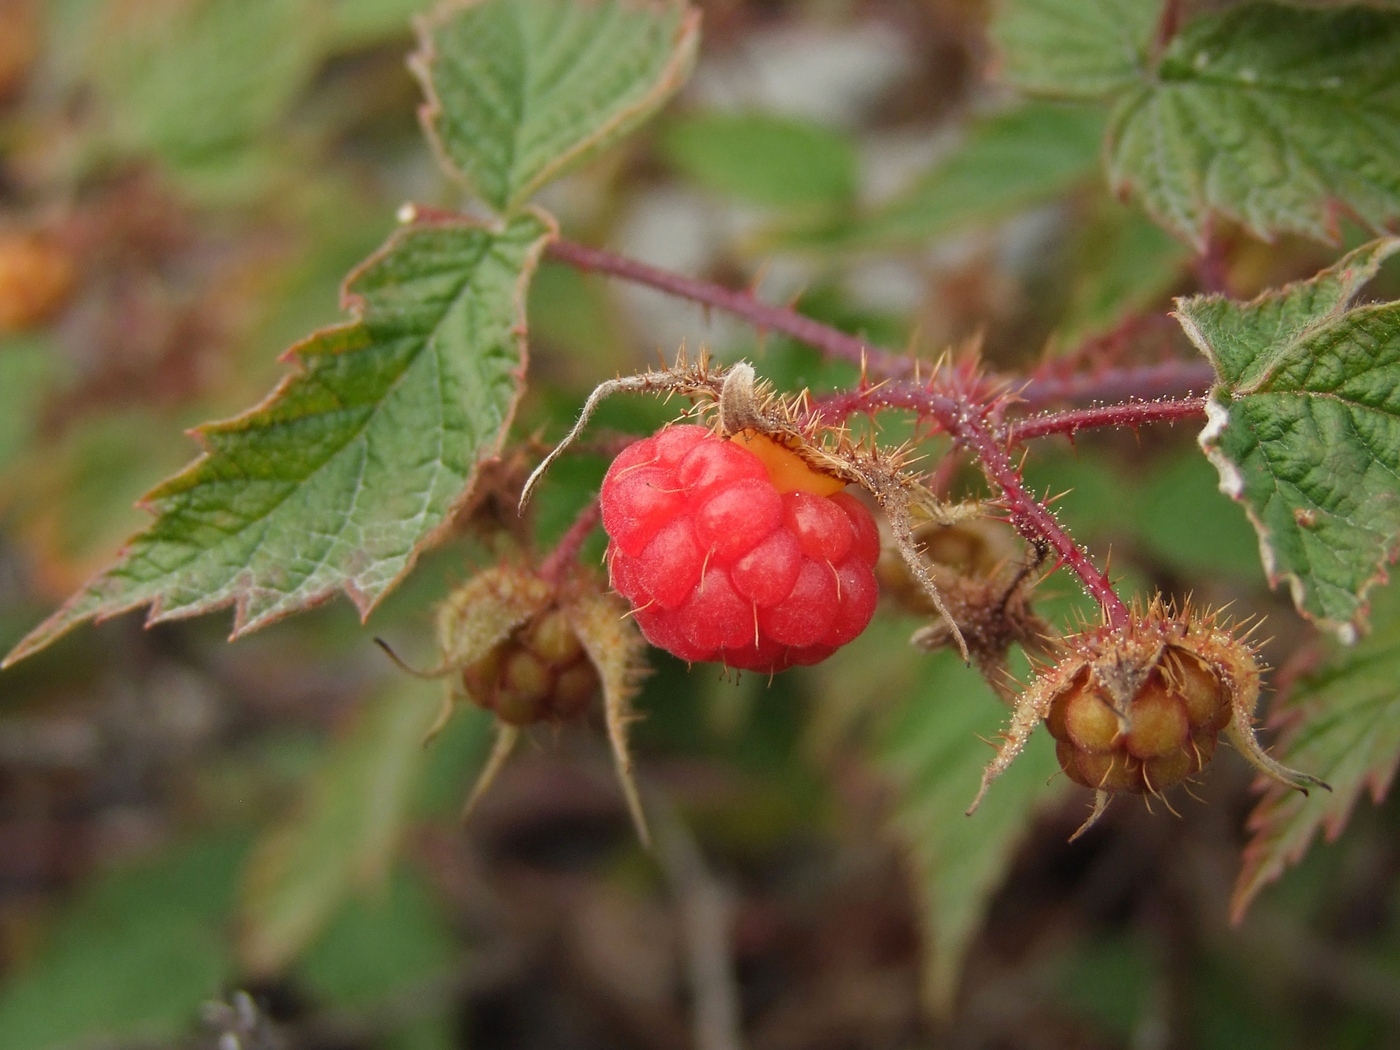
659;112;857;209
1179;238;1400;639
1232;583;1400;921
413;0;700;214
329;0;425;48
826;102;1107;249
1059;199;1189;341
0;833;246;1050
1106;4;1400;248
5;212;554;666
299;867;458;1007
0;336;64;476
992;0;1156;99
843;622;1065;1014
238;678;447;975
88;0;325;177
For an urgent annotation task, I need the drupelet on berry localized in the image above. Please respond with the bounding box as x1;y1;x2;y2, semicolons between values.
600;425;880;673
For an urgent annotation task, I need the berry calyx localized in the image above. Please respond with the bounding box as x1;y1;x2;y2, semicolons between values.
969;598;1326;837
600;424;881;673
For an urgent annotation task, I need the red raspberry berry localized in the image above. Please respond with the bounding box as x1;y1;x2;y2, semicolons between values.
600;425;880;673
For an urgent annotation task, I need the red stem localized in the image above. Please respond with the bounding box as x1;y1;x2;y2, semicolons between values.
955;415;1132;629
1009;397;1206;443
838;389;1131;626
545;237;915;378
538;499;602;584
1017;359;1216;408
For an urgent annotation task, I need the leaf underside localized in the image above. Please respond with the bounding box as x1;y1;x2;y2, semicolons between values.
995;0;1400;248
5;212;555;666
237;680;446;975
413;0;699;215
1179;238;1400;640
1233;583;1400;921
867;633;1065;1015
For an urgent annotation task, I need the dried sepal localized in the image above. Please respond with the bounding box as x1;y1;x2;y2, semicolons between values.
969;597;1327;838
416;563;652;839
568;588;653;843
901;521;1053;696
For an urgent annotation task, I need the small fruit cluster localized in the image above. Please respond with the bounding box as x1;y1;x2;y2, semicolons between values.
461;607;601;726
600;425;880;673
1045;643;1231;794
971;600;1323;834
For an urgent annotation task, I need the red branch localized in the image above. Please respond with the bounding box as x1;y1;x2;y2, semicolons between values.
953;414;1132;629
546;237;914;378
538;499;602;584
1017;359;1216;408
829;388;1131;626
1009;397;1207;444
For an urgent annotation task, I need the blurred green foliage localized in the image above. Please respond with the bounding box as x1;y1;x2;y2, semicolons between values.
0;1;1398;1048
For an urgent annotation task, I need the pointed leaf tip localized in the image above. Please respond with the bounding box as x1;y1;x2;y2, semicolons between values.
413;0;700;214
4;211;555;668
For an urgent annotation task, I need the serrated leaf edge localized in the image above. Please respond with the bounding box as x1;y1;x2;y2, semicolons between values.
2;209;559;668
410;0;701;215
1231;639;1400;921
1180;238;1400;643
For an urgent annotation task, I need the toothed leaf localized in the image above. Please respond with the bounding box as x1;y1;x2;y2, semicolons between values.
1233;583;1400;920
5;213;554;666
993;0;1156;99
1106;5;1400;248
413;0;699;214
995;0;1400;248
1180;239;1400;640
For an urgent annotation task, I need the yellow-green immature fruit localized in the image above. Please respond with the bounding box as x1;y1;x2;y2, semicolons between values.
460;607;600;726
429;564;651;841
969;598;1327;837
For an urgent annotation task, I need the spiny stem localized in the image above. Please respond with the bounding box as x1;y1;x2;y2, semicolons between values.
1018;359;1216;408
1009;397;1206;443
928;403;1132;629
538;499;602;584
813;386;1131;626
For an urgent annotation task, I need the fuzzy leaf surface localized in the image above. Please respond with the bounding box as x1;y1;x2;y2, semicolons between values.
992;0;1156;98
1233;584;1400;920
413;0;699;214
1180;239;1400;639
1108;4;1400;247
238;680;447;975
5;213;553;666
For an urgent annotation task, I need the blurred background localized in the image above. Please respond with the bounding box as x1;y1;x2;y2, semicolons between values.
1;1;1398;1048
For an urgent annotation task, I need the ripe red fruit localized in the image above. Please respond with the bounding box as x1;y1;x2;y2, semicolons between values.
600;425;880;673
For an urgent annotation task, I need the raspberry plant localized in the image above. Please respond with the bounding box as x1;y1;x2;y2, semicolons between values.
2;0;1400;1040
